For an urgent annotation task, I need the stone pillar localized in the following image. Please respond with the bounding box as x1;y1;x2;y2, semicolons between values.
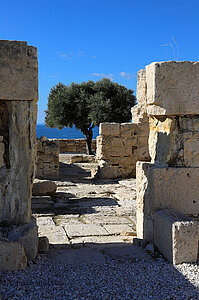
0;40;38;271
136;61;199;263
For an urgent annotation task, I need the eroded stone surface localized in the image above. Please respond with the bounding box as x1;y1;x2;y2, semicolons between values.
0;241;27;271
154;209;198;264
146;61;199;115
0;40;38;101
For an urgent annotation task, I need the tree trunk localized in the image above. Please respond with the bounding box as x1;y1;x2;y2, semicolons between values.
82;126;94;155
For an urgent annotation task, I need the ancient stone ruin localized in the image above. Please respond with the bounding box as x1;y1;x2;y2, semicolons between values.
136;61;199;264
96;61;199;264
36;136;59;179
94;70;150;179
0;40;39;271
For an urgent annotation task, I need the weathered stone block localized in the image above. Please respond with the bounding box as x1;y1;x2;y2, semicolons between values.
0;100;37;224
8;218;39;262
137;69;147;105
0;241;27;271
0;40;38;101
154;209;198;264
32;179;57;196
146;61;199;115
136;162;199;216
136;210;154;242
99;123;120;136
148;117;179;165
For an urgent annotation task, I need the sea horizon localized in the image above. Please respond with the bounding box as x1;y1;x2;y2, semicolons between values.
36;124;99;140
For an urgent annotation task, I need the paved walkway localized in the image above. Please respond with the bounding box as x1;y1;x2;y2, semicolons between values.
32;154;137;249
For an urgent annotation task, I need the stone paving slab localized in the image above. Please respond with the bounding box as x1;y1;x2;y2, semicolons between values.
70;236;134;248
53;215;83;226
36;216;55;226
38;225;70;247
33;154;138;248
103;224;136;235
81;215;131;225
64;224;109;238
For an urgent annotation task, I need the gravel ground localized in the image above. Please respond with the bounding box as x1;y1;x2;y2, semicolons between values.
1;253;199;300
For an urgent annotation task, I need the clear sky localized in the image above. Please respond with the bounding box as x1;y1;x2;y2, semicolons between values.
1;0;199;123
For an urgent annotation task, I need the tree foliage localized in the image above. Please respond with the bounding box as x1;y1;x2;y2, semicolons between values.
45;78;136;154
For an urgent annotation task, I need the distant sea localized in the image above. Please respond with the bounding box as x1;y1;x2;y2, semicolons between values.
36;124;99;139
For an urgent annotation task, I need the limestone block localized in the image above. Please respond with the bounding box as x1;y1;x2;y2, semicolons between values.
154;209;198;264
94;160;122;179
136;210;154;242
0;40;38;101
184;133;199;167
0;101;37;224
99;123;120;136
137;69;147;106
145;61;199;115
136;162;199;216
8;218;38;262
148;117;180;165
32;179;57;196
0;241;27;271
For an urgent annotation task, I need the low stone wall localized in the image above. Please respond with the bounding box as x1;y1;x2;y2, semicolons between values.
50;139;96;154
36;138;59;179
94;66;150;179
95;118;150;179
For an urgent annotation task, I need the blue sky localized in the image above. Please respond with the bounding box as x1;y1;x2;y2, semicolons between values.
1;0;199;123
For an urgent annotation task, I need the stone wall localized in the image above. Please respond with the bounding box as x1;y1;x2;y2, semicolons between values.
94;69;150;179
52;138;96;154
96;123;138;178
36;137;59;179
136;61;199;264
0;40;39;271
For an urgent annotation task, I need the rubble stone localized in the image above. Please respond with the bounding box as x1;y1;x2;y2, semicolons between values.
32;179;57;196
0;241;27;271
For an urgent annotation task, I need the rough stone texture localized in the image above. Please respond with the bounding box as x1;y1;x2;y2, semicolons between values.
136;61;199;264
0;241;27;271
95;67;150;179
136;69;147;107
95;121;149;179
0;40;38;101
32;179;57;196
54;138;96;154
7;218;39;262
149;115;199;167
38;225;70;247
70;154;95;163
0;100;37;224
0;40;39;271
145;61;199;115
154;209;198;264
136;162;199;217
36;137;59;179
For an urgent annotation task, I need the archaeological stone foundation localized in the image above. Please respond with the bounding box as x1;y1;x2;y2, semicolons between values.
0;40;198;269
96;61;199;264
136;61;199;264
0;40;39;271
